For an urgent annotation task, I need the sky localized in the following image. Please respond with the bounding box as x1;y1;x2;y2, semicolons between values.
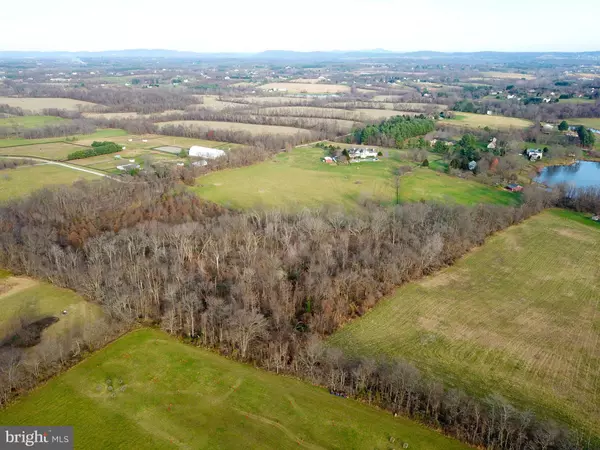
1;0;599;53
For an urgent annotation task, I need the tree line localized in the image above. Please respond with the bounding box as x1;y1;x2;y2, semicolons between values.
353;115;436;147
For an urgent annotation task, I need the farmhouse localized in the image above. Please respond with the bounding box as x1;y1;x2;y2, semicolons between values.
526;148;543;161
487;138;497;150
348;148;378;159
189;146;226;159
506;183;523;192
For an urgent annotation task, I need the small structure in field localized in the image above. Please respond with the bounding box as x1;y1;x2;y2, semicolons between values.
506;183;523;192
468;160;477;171
192;160;208;167
189;146;226;159
321;156;336;164
487;138;497;150
117;163;140;171
592;215;600;222
526;148;543;161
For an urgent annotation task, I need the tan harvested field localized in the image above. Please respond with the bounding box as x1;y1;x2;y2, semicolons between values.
330;210;600;433
449;112;533;130
259;82;351;94
157;120;313;137
259;106;360;121
237;96;314;105
481;71;536;80
371;98;449;110
289;78;322;84
0;97;97;112
0;142;89;160
574;73;600;79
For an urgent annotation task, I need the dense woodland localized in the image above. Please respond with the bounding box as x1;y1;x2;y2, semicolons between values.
0;176;598;448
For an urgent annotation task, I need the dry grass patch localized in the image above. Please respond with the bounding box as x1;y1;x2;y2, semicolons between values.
0;142;87;160
0;97;97;112
448;112;533;130
259;83;351;94
330;210;600;433
480;72;536;80
157;120;313;137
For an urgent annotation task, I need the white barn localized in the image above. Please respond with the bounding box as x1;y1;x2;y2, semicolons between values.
189;146;226;159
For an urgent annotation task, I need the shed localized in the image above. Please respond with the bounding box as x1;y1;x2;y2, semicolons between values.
506;183;523;192
189;146;226;159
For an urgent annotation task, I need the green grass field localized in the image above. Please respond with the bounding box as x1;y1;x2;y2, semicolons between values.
0;276;102;341
571;118;600;129
0;164;100;201
448;112;533;130
0;115;66;129
192;146;517;210
559;98;596;104
0;328;467;450
0;129;128;149
0;142;89;160
329;210;600;434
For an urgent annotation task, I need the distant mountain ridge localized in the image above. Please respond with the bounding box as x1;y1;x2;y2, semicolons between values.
1;49;600;62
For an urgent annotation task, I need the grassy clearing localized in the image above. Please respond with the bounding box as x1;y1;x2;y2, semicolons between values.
75;134;240;152
259;83;351;94
0;328;467;450
480;72;536;80
0;97;97;112
330;209;600;433
0;129;128;149
76;150;179;172
448;112;533;130
157;120;313;137
0;164;100;201
570;118;600;129
0;276;102;343
192;146;517;210
0;142;88;160
0;115;66;129
558;98;596;104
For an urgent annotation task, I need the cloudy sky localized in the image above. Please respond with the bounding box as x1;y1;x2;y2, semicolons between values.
1;0;598;53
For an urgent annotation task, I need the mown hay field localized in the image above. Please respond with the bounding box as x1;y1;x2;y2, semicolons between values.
330;209;600;433
480;72;536;80
0;328;467;450
75;134;241;151
0;97;97;112
192;146;517;210
0;164;100;201
259;82;351;94
0;142;87;160
448;112;533;130
157;120;313;137
0;129;128;149
571;118;600;129
0;115;66;128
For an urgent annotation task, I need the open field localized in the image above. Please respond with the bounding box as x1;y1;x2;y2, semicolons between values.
0;129;128;149
75;133;240;151
0;275;102;344
259;83;351;94
480;72;536;80
330;209;600;433
157;120;314;137
448;112;533;130
192;146;517;210
235;96;314;105
76;149;179;172
558;98;596;104
0;164;100;201
0;115;66;128
0;142;89;160
0;97;97;112
570;118;600;129
0;328;467;450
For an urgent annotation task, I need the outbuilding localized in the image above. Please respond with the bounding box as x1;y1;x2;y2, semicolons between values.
189;146;226;159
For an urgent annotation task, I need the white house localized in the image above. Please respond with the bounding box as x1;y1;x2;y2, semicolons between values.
189;146;226;159
487;138;497;150
526;149;543;161
348;148;378;159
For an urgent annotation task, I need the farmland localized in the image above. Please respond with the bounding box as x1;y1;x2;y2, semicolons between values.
0;142;85;160
0;97;97;112
0;275;102;344
0;129;128;149
192;146;517;210
0;115;65;128
329;210;600;433
480;72;536;80
570;118;600;129
448;112;533;129
0;328;467;450
0;164;100;201
259;82;351;94
157;120;313;137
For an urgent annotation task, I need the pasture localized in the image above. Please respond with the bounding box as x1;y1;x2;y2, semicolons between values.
0;97;97;112
0;115;65;128
329;210;600;433
448;112;533;130
0;275;102;344
571;118;600;129
0;328;467;450
76;150;178;172
259;82;351;94
75;134;240;151
157;120;313;137
0;129;128;149
192;146;517;210
480;72;536;80
0;164;100;201
0;142;87;160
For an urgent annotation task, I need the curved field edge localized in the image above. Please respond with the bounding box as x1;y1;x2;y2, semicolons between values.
329;209;600;435
0;328;468;450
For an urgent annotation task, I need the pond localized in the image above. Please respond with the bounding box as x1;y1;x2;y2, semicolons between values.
534;160;600;189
